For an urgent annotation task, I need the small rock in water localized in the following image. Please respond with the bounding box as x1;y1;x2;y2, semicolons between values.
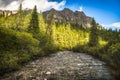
31;62;35;65
33;69;37;72
77;64;81;66
44;78;47;80
46;71;51;75
77;56;79;59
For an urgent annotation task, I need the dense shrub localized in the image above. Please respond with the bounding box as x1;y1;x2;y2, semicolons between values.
107;43;120;79
0;27;40;74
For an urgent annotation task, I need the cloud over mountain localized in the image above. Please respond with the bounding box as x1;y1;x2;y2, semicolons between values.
0;0;66;12
102;22;120;28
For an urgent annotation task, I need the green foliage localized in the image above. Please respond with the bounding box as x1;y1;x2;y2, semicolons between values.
88;19;98;47
0;27;40;73
39;12;47;34
15;4;24;31
107;43;120;79
108;43;120;67
28;5;39;34
50;23;89;50
0;51;19;70
22;13;31;31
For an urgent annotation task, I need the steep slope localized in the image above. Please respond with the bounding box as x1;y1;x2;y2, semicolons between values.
43;8;93;28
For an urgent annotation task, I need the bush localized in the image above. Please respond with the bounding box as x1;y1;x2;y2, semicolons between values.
0;27;41;74
0;51;19;72
107;43;120;79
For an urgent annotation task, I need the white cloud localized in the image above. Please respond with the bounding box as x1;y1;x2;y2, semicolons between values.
78;6;83;11
102;22;120;28
0;0;66;12
0;1;19;10
111;22;120;28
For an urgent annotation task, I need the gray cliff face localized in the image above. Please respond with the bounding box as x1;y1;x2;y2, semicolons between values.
43;8;93;28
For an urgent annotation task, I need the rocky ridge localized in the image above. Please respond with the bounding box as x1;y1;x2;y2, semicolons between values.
43;8;93;28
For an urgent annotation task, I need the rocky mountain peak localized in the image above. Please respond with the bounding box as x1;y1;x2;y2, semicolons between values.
50;8;56;12
75;11;86;16
62;8;73;12
43;8;93;28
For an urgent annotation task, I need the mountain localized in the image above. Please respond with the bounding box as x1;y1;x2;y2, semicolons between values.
43;8;93;28
0;8;103;29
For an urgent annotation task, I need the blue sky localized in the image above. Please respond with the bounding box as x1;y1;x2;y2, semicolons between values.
49;0;120;29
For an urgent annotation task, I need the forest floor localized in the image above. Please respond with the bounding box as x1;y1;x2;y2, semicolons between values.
0;51;113;80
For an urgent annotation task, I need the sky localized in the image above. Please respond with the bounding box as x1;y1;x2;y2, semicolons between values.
0;0;120;29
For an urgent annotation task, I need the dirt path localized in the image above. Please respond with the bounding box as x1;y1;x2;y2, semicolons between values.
0;51;113;80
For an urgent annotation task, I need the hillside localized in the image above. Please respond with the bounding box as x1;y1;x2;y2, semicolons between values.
43;8;92;28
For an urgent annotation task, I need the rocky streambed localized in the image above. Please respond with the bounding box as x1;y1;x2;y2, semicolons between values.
0;51;113;80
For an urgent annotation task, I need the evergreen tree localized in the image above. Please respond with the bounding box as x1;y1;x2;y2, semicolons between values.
39;12;47;34
16;3;24;31
18;4;23;14
2;11;5;17
28;5;39;34
88;18;98;47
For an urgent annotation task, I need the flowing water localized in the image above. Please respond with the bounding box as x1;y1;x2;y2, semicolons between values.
0;51;113;80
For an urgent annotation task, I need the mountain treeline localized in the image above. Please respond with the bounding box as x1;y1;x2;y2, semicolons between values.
0;4;120;79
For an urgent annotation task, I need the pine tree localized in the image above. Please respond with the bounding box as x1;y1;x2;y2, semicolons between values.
16;3;24;31
88;18;98;47
28;5;39;34
18;3;23;14
39;12;47;34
